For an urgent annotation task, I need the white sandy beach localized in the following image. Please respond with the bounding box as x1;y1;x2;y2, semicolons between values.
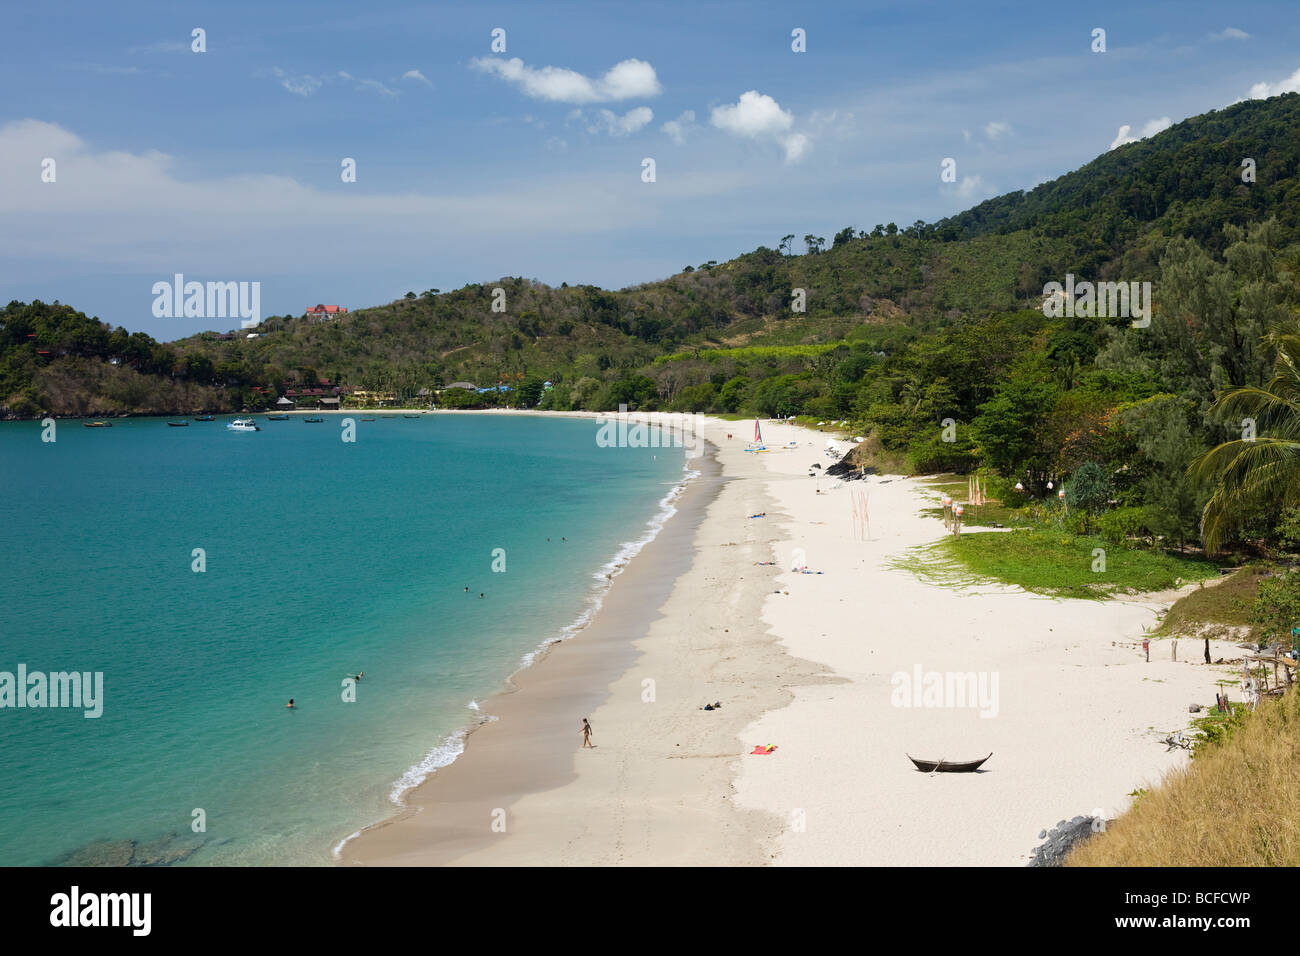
344;412;1238;866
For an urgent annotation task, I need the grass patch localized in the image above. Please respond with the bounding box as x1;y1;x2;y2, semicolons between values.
918;475;1022;529
1154;565;1268;637
1067;689;1300;866
899;529;1219;598
652;344;841;365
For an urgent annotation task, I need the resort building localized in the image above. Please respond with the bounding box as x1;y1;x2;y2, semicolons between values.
349;389;398;407
306;304;348;320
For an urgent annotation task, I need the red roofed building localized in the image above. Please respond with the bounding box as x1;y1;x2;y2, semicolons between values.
306;304;348;320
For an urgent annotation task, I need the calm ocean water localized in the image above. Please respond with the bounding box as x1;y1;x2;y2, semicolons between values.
0;413;689;865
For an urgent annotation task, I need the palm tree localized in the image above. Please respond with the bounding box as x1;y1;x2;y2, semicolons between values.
1191;325;1299;553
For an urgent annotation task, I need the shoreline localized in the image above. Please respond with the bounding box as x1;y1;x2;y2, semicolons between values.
344;413;1239;866
342;426;798;864
334;424;708;861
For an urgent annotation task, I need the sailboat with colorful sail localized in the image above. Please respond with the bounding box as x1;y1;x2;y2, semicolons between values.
745;418;769;453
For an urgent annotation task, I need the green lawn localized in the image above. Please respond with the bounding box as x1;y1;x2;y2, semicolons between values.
899;528;1220;598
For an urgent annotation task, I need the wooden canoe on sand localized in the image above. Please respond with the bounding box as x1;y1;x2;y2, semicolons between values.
907;753;991;773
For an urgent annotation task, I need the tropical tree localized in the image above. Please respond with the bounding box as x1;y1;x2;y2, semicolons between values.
1192;324;1300;553
1065;461;1113;533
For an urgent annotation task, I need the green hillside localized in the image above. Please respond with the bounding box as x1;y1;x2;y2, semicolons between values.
5;94;1300;557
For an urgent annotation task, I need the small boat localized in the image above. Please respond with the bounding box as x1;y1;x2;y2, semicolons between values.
403;413;421;418
907;753;991;773
83;421;112;428
360;418;376;422
266;414;289;421
303;417;324;423
193;415;214;422
226;418;260;432
167;421;189;427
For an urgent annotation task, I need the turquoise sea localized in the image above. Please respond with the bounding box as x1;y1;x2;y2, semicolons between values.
0;413;689;866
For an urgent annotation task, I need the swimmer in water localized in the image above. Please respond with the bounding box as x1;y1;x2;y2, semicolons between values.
479;592;485;599
287;699;294;709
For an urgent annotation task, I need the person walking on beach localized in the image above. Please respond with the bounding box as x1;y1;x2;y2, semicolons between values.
581;718;593;748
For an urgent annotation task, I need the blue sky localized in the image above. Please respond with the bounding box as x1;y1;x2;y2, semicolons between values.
4;0;1299;340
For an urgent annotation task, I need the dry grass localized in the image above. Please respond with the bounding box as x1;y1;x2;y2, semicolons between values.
1155;565;1268;638
1066;688;1300;866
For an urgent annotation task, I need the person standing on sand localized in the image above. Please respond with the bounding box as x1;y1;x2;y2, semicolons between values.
581;718;593;748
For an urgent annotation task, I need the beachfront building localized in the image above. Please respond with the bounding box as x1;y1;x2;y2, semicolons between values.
349;389;398;408
275;396;294;410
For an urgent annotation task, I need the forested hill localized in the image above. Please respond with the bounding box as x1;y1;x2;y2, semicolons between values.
930;93;1300;256
3;93;1299;437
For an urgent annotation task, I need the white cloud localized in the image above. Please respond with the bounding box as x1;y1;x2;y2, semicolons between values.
955;175;987;199
469;56;661;103
1247;66;1300;100
1141;116;1172;136
1108;116;1171;150
272;68;324;97
338;71;398;97
401;69;432;88
711;90;793;138
580;107;654;136
1209;27;1250;41
710;90;811;164
661;110;696;145
984;121;1011;140
806;109;854;140
781;132;810;164
0;119;759;283
269;68;399;98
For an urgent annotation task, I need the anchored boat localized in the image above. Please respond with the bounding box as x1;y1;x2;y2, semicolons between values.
226;418;260;432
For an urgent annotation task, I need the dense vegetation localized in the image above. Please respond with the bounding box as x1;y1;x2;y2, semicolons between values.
5;94;1300;557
